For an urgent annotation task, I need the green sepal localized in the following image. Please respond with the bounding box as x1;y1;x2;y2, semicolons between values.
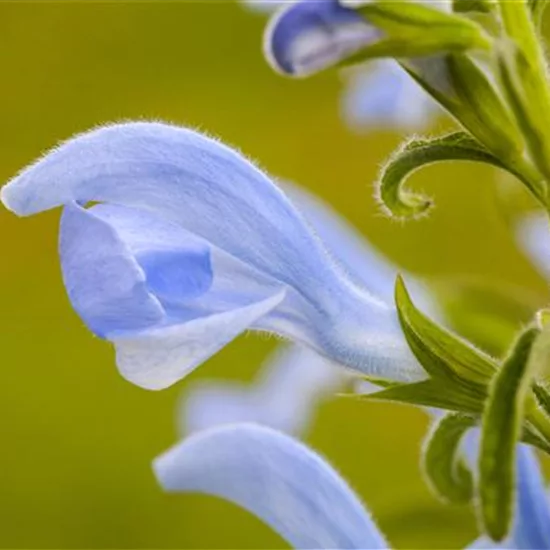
356;375;401;389
522;423;550;455
479;326;540;542
359;379;486;414
422;413;476;504
533;383;550;418
356;383;550;454
354;2;492;52
453;0;493;13
376;132;531;219
395;274;497;384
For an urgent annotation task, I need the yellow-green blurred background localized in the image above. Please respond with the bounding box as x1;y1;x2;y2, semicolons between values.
0;2;549;548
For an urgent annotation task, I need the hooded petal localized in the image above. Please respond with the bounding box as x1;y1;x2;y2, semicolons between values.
1;122;354;313
516;212;550;281
59;202;165;338
154;424;387;549
182;344;343;436
90;203;214;307
341;61;438;132
264;0;382;77
113;290;286;390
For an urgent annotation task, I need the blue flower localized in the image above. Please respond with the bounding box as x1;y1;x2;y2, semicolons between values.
154;423;550;549
154;423;389;549
180;181;436;436
264;0;382;78
240;0;438;132
1;121;422;390
260;0;443;131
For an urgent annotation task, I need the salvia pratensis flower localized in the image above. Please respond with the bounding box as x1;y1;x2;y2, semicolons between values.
181;180;438;436
264;0;384;78
242;0;439;131
154;423;550;549
0;121;421;390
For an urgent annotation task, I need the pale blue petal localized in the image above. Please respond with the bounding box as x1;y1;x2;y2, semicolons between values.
462;429;550;549
154;424;388;549
283;182;396;301
511;447;550;549
59;202;165;338
182;344;344;436
112;291;286;390
264;0;383;77
285;182;440;320
516;213;550;281
341;61;439;132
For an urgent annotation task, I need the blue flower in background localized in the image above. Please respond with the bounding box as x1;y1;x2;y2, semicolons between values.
1;121;422;390
341;61;439;132
516;213;550;281
250;0;439;132
181;344;343;436
154;423;550;549
155;423;389;549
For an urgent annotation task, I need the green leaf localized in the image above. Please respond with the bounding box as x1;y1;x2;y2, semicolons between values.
479;326;540;541
376;132;529;219
422;413;476;503
395;275;497;384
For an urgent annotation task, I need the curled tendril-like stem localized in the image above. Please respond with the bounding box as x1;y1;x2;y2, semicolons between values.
375;131;531;220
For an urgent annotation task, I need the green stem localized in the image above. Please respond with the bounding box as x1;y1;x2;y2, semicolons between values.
498;0;550;184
